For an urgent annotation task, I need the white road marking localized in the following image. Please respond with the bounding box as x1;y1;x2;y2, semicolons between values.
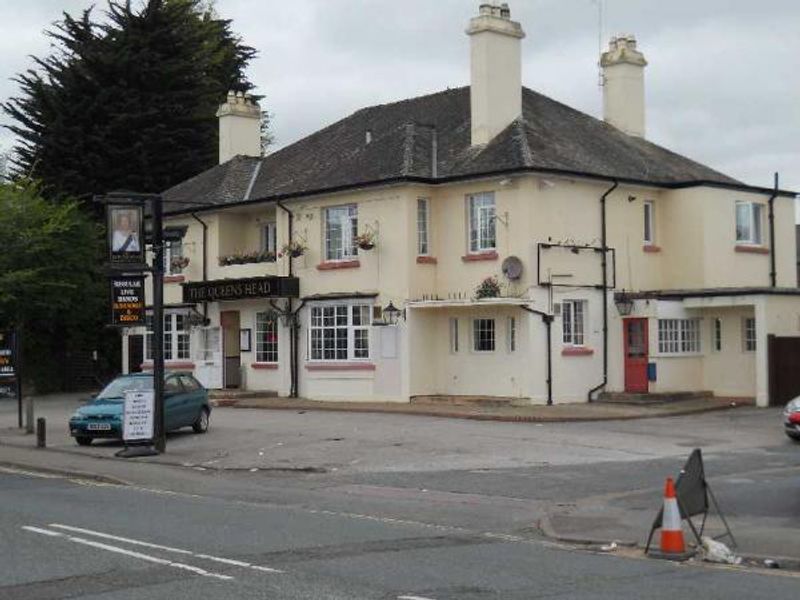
398;595;438;600
21;526;62;537
48;523;284;574
23;526;232;580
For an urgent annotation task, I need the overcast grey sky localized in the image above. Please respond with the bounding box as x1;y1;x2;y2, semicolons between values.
1;0;798;194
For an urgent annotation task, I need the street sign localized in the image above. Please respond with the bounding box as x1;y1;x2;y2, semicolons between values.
122;389;155;442
110;276;146;326
107;203;146;269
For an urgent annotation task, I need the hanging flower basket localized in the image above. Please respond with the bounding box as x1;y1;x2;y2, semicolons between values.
279;240;307;259
475;276;502;299
170;256;190;271
355;231;376;251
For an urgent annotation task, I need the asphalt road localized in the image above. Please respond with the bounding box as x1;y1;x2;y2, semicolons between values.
2;468;799;600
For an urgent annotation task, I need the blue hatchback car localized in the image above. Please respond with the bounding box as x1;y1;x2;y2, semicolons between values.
68;372;211;446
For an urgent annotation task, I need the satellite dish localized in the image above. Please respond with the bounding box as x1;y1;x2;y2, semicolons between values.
501;256;523;280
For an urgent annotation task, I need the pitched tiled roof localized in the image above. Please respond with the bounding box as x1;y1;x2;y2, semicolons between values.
163;86;742;213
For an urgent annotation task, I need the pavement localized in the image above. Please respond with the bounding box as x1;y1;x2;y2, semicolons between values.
224;394;748;422
1;393;799;574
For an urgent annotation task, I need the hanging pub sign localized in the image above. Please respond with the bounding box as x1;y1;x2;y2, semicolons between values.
107;203;145;268
110;276;146;326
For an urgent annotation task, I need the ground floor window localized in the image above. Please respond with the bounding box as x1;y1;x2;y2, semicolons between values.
712;318;722;352
743;317;756;352
473;318;495;352
658;318;701;354
449;318;459;353
255;311;279;363
145;313;190;361
309;303;370;361
562;300;586;346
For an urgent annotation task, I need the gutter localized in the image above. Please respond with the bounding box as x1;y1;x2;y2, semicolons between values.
520;306;553;406
768;172;779;287
161;167;798;218
588;180;618;403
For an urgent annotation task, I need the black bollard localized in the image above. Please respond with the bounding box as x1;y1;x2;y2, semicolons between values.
36;417;46;448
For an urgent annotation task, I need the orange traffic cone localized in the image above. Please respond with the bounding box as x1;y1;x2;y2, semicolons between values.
649;477;694;560
660;478;685;554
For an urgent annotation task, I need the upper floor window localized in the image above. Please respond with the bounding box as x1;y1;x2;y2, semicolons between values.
562;300;586;346
643;200;655;245
507;317;516;352
736;201;763;245
309;303;370;361
658;318;701;354
255;311;279;363
325;205;358;261
467;192;495;253
261;222;277;255
417;198;430;255
164;240;184;276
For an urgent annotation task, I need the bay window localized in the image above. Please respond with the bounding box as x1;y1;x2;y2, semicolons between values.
146;313;190;361
309;303;370;361
255;311;279;363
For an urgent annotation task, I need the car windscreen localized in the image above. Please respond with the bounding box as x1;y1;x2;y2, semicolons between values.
96;377;153;400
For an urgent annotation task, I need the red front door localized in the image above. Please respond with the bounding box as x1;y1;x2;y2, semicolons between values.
624;318;649;393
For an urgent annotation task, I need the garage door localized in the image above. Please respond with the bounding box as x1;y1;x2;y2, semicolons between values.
768;334;800;407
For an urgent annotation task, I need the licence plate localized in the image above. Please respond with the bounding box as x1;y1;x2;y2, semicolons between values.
87;423;111;431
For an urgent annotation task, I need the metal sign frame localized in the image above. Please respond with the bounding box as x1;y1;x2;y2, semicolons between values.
645;448;736;553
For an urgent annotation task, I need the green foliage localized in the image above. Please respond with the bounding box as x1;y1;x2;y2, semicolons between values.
2;0;260;201
0;181;112;390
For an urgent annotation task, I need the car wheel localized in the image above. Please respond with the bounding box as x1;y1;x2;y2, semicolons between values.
75;436;92;446
192;407;210;434
785;432;800;442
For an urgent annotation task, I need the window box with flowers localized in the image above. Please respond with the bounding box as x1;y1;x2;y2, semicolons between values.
218;250;276;266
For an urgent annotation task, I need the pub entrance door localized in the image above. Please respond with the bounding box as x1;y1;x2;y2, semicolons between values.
221;310;241;389
624;318;649;393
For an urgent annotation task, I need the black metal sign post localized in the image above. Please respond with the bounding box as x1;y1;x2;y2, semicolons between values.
99;192;165;456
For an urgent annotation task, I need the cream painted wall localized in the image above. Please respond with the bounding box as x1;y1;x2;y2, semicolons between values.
139;171;799;403
701;307;757;397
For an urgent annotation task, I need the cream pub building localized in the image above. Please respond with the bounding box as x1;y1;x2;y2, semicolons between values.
123;3;799;408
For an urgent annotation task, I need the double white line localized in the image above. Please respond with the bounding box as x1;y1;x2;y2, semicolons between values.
22;523;283;581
